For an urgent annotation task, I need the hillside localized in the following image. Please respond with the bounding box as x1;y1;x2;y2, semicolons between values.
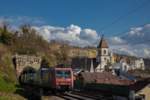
0;25;69;99
0;44;26;99
0;24;150;99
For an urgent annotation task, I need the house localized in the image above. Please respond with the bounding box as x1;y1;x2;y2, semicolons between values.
112;59;130;72
131;58;145;70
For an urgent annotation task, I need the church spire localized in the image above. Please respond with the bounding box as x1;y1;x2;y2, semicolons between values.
97;35;108;48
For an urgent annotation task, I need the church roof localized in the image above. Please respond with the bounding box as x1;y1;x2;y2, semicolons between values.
97;36;109;48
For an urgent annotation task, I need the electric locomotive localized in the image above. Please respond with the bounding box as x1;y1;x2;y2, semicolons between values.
40;67;73;91
19;67;74;92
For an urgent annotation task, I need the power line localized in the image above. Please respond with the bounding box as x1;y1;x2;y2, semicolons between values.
99;0;150;32
111;22;150;37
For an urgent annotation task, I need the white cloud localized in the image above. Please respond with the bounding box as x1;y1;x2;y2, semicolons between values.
33;24;150;58
33;24;100;47
0;16;150;58
108;36;126;45
80;29;98;42
108;24;150;58
0;16;45;28
122;24;150;45
143;48;150;57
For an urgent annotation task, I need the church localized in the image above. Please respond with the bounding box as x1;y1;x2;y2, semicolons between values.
71;36;114;72
95;36;113;72
94;36;145;72
71;35;145;73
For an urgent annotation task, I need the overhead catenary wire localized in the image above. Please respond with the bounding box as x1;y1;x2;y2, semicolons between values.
99;0;150;34
111;22;150;37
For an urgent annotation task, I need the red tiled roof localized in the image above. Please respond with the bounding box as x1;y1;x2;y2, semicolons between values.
81;72;134;86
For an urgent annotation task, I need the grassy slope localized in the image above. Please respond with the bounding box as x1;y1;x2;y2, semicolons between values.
0;74;16;92
0;92;26;100
0;43;26;99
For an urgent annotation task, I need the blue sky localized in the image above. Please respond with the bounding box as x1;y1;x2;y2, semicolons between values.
0;0;150;57
0;0;150;36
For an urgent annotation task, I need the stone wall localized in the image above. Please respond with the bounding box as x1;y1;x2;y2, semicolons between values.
13;54;41;77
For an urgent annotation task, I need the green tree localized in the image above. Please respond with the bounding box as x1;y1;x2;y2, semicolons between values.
0;25;13;45
53;44;70;66
12;25;49;55
41;57;50;68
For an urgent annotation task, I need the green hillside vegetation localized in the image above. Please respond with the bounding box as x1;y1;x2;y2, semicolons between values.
0;24;71;94
0;44;17;92
1;24;149;99
0;43;21;99
0;75;16;92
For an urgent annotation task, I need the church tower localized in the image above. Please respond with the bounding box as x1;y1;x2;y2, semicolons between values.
96;36;110;72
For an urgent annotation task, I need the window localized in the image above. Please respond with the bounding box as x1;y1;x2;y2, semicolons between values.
140;63;143;67
103;50;107;54
64;71;71;78
56;70;71;78
124;65;127;71
56;70;62;78
107;59;109;63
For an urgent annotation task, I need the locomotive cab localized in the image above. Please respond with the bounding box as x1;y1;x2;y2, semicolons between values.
40;67;73;92
55;68;73;91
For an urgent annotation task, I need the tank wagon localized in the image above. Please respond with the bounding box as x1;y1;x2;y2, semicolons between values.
19;67;74;92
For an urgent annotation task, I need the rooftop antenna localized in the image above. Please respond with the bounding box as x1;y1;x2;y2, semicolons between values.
100;30;105;38
101;34;104;39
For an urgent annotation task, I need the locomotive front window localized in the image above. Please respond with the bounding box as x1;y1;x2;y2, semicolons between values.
56;70;71;78
64;71;71;78
56;70;62;78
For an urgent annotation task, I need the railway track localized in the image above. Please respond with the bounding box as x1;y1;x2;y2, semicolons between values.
56;91;115;100
57;92;97;100
71;91;112;100
23;87;113;100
